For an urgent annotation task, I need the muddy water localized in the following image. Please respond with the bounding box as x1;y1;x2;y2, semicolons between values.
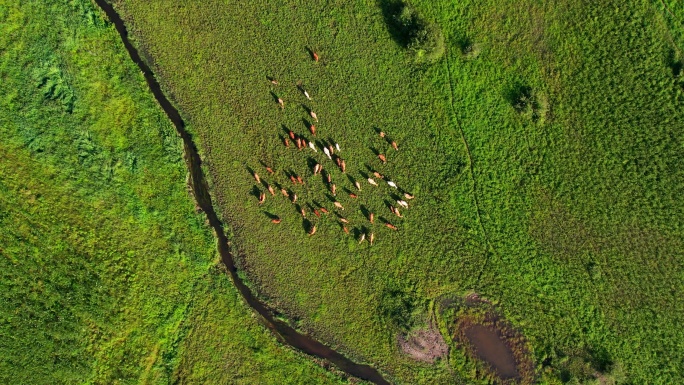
93;1;389;383
464;325;519;380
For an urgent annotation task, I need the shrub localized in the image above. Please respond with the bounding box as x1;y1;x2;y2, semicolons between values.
384;1;445;63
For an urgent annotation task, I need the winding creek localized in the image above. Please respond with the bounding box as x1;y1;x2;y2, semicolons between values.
93;1;390;384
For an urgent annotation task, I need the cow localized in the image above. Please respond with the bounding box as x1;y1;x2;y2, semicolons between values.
369;212;374;224
404;192;415;200
385;223;397;230
310;111;318;122
367;178;378;186
313;52;319;62
267;185;275;196
331;184;336;196
369;233;375;245
378;154;387;163
258;192;266;204
340;160;346;173
373;171;383;179
284;137;290;147
397;200;408;209
278;98;284;109
334;201;344;210
271;218;281;224
309;124;316;136
266;167;274;174
387;180;397;189
253;173;261;184
308;224;317;235
354;181;362;191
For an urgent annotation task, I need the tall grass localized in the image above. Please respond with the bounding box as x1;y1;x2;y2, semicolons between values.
0;1;341;383
107;0;684;383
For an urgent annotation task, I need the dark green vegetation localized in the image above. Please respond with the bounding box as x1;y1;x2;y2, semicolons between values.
115;0;684;383
0;1;343;384
114;0;684;383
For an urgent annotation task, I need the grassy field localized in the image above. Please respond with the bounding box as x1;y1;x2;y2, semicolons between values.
0;1;344;384
113;0;684;383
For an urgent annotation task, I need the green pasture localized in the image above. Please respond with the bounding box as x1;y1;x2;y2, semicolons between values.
115;0;684;383
0;1;342;384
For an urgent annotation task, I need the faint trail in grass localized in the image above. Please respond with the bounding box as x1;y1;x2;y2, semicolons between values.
438;6;493;287
657;0;683;54
93;1;390;383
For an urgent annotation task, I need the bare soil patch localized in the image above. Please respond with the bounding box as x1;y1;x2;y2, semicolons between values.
398;321;448;363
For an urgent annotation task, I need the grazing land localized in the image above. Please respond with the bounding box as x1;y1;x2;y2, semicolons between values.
0;1;341;384
115;0;684;383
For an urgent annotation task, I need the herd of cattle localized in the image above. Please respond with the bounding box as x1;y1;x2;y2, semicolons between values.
251;52;414;245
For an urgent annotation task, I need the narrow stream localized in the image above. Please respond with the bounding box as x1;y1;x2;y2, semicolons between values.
92;1;390;384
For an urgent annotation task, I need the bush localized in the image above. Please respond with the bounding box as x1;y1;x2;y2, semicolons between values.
385;1;445;63
509;84;548;124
